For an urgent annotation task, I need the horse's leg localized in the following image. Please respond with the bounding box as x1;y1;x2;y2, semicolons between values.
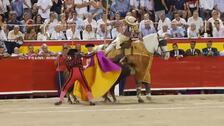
110;85;117;103
103;92;112;103
136;80;144;103
143;82;151;101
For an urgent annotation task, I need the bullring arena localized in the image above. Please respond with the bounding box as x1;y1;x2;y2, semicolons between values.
1;95;224;126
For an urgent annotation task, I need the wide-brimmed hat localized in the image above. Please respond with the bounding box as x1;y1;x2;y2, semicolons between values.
124;16;138;26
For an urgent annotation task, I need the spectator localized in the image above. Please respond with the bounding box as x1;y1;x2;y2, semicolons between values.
186;0;199;15
153;0;168;22
8;25;24;41
157;13;171;31
187;10;204;32
11;47;24;57
58;13;67;33
212;20;224;37
219;44;224;56
185;41;201;56
51;0;63;15
140;20;156;37
82;24;96;40
139;13;154;32
37;25;49;41
38;43;55;57
74;0;89;19
7;11;22;32
84;13;97;32
214;0;224;20
31;3;38;19
50;25;66;40
0;26;7;41
187;23;199;38
199;0;214;20
202;40;219;56
140;0;155;21
66;22;81;40
199;21;213;37
170;43;185;58
172;11;187;28
170;21;185;38
26;44;36;57
25;27;37;40
89;0;104;20
44;12;58;36
97;13;111;31
208;10;224;28
0;45;10;58
71;12;84;33
157;25;171;40
0;0;10;19
33;14;43;32
130;0;140;10
96;23;111;39
63;0;74;13
173;0;186;11
11;0;30;21
23;0;32;14
111;23;122;39
37;0;53;19
111;0;130;17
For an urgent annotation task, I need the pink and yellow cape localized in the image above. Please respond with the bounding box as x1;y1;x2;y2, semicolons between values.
73;51;121;100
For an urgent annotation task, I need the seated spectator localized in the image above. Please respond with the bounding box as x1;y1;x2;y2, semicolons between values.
7;11;22;32
26;45;37;57
170;43;185;59
219;44;224;56
84;13;97;32
111;22;122;39
185;41;201;56
82;24;96;40
157;13;171;31
38;44;55;57
170;21;185;38
25;27;37;40
212;20;224;37
157;25;171;40
44;12;58;36
140;20;156;37
37;25;49;41
50;25;66;40
8;25;24;41
172;11;187;28
97;13;111;31
202;41;219;56
187;23;199;38
208;10;223;28
33;14;44;32
71;12;84;33
187;10;204;32
199;21;213;37
66;22;81;40
96;23;111;39
0;26;7;41
58;13;67;32
0;15;7;33
0;45;10;58
139;14;154;32
11;47;24;57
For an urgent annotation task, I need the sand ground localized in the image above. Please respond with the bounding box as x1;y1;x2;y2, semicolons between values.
0;94;224;126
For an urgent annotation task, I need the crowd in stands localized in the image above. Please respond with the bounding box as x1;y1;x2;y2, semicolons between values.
0;0;224;42
1;0;224;58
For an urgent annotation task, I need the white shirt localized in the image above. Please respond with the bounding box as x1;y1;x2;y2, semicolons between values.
82;30;96;40
220;50;224;56
44;19;58;35
187;16;204;32
23;0;31;8
157;29;171;40
187;28;199;38
96;29;111;39
8;30;24;40
84;19;97;30
66;28;81;40
199;0;214;10
172;18;187;26
111;28;120;39
0;0;10;14
157;18;171;31
50;31;65;40
0;30;7;41
37;33;48;41
74;0;88;18
130;0;140;9
37;0;52;19
140;0;154;11
208;18;224;28
214;0;224;12
212;26;224;37
97;19;111;31
139;20;155;31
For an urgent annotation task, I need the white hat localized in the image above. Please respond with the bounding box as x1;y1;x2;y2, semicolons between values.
124;16;138;26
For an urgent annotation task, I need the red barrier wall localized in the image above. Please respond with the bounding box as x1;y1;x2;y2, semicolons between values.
0;57;224;95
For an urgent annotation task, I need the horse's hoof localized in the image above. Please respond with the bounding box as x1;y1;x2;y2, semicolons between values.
138;99;144;103
146;94;152;101
74;100;80;104
89;102;96;106
54;101;62;106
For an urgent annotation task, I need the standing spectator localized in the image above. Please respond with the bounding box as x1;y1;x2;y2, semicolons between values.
140;20;156;37
187;10;204;32
140;0;154;21
208;10;223;28
153;0;168;21
62;0;74;13
0;0;10;19
11;0;30;21
89;0;104;20
212;20;224;37
37;0;53;19
187;23;199;38
25;27;37;40
214;0;224;20
23;0;32;13
157;13;172;31
8;25;24;41
130;0;141;10
96;23;111;39
199;0;214;20
170;21;185;38
202;40;219;56
84;13;97;32
170;43;185;58
50;25;66;40
66;22;81;40
82;24;96;40
31;3;38;19
51;0;63;15
186;0;199;15
111;0;130;18
173;0;186;11
7;11;22;32
185;41;201;56
74;0;89;19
